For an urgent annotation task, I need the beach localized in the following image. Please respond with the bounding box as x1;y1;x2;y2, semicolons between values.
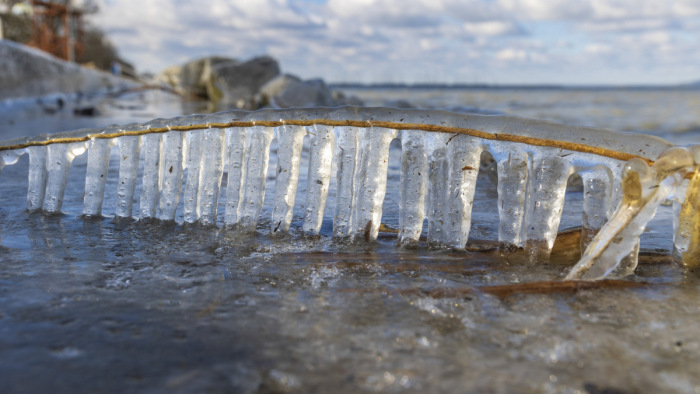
1;87;700;393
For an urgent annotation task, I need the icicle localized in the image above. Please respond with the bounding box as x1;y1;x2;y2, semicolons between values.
82;138;112;217
239;127;274;230
183;131;202;223
302;125;335;235
524;153;573;260
0;150;23;178
1;106;688;271
156;131;185;221
270;125;305;233
673;145;700;268
398;130;427;245
443;134;482;249
580;167;612;252
139;133;163;219
115;136;141;218
672;198;683;249
27;146;48;212
567;148;694;280
615;243;641;277
333;126;360;238
491;147;528;250
198;129;225;226
43;142;86;213
351;127;397;241
224;128;247;226
425;133;451;246
0;149;24;175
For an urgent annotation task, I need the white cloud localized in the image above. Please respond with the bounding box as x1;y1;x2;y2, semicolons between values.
497;0;700;21
86;0;700;84
583;43;612;55
498;0;593;20
579;17;680;32
463;21;523;36
496;48;527;61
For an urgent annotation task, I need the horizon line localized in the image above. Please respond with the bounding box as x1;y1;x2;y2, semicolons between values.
327;81;700;90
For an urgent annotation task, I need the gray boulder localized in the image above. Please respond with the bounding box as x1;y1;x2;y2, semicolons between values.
157;55;363;109
210;56;280;108
273;78;336;108
259;75;364;108
332;90;364;106
156;56;237;99
258;74;302;104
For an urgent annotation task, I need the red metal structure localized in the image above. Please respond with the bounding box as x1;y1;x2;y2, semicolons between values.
28;0;86;61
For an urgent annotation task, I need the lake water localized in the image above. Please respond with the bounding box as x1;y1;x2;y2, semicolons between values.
1;87;699;393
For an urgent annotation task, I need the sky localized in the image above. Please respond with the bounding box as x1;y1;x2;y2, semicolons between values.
90;0;700;85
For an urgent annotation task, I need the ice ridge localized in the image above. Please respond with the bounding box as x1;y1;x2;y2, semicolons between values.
0;106;696;280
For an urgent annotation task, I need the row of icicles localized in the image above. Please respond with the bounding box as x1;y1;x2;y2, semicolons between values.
1;123;698;280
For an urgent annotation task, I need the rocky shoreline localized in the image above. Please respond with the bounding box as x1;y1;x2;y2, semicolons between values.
156;55;363;110
0;40;365;113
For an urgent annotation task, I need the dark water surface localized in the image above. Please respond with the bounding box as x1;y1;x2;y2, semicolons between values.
1;88;700;393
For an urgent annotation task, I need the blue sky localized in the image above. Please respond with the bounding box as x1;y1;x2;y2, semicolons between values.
92;0;700;85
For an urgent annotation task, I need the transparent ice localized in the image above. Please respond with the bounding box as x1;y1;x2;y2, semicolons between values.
0;107;696;279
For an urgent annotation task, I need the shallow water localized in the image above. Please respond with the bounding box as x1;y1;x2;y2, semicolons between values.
342;86;700;140
1;88;700;393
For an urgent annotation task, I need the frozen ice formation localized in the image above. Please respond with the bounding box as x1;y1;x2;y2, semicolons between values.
566;146;700;279
1;106;697;280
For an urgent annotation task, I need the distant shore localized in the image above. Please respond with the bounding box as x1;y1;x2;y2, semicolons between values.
330;82;700;90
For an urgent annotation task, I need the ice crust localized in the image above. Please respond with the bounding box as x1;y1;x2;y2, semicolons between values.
1;106;696;279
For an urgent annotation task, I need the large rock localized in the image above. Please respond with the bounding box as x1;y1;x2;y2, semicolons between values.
157;55;363;109
273;78;336;108
259;74;364;108
210;56;280;108
156;56;237;99
332;90;364;106
258;73;302;103
0;40;133;102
